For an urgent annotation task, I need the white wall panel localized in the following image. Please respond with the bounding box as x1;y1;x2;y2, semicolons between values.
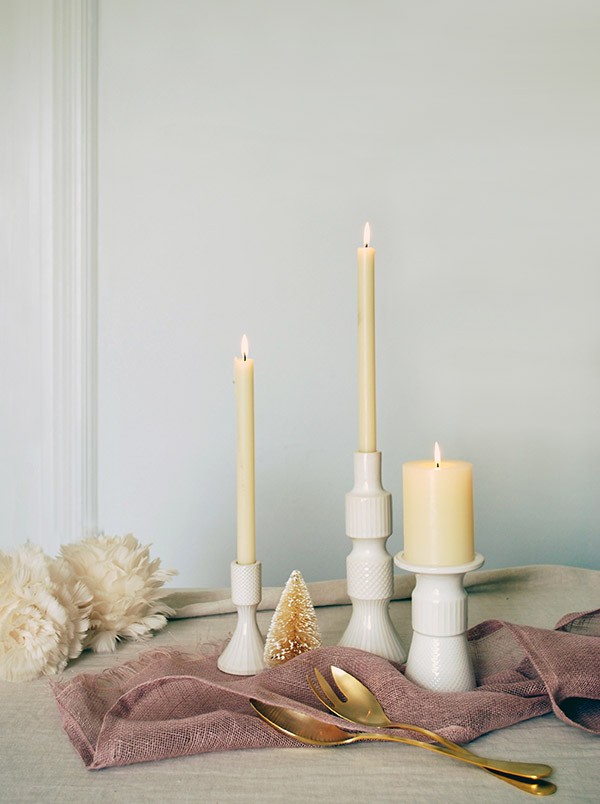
0;0;98;554
1;1;54;552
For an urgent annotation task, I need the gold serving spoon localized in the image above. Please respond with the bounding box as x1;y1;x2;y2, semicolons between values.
308;666;553;781
250;699;557;796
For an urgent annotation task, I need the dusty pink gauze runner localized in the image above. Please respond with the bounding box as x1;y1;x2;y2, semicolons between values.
52;610;600;769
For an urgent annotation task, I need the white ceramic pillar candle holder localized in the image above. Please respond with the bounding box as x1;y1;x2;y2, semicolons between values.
394;552;484;692
339;452;406;663
217;560;265;676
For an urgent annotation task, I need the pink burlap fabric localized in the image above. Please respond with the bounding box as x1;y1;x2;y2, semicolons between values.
52;610;600;769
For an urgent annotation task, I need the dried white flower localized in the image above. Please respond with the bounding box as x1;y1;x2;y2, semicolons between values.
60;533;176;653
0;544;92;682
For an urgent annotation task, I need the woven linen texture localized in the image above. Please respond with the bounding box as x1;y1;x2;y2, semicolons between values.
52;609;600;769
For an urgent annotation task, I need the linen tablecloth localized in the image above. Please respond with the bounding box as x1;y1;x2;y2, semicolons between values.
0;565;598;803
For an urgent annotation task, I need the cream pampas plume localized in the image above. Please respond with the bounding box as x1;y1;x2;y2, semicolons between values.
0;544;92;682
60;533;176;654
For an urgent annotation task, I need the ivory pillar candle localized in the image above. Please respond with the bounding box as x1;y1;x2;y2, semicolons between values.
402;443;474;566
233;334;255;565
357;222;376;452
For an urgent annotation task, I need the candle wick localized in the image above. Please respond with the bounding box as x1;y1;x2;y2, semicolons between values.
243;354;247;362
436;461;440;469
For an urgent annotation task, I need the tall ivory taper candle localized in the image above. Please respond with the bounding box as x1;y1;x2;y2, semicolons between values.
357;222;376;452
233;334;255;565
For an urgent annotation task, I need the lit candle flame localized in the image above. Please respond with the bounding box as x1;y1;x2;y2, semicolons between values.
434;441;441;468
241;334;249;361
363;222;371;248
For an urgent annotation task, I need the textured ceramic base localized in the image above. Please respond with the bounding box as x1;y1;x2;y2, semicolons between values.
340;452;406;662
339;594;407;663
394;552;484;692
217;561;265;676
404;631;475;691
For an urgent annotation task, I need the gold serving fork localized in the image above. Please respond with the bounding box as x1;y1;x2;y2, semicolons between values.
250;698;556;796
308;666;553;780
307;665;552;779
308;666;552;780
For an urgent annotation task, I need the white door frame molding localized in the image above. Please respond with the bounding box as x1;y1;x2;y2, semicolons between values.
1;0;98;553
51;0;99;547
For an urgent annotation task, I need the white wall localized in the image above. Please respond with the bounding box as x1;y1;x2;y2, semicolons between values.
1;1;97;557
0;2;53;552
97;0;598;586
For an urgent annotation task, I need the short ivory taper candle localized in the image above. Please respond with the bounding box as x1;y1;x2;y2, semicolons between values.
402;443;474;566
357;222;376;452
233;335;255;565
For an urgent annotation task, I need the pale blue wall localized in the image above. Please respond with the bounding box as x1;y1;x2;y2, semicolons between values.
98;0;600;587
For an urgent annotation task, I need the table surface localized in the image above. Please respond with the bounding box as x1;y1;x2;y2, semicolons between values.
0;564;598;803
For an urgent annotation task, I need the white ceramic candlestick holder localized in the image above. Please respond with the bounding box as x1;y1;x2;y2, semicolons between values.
217;560;266;676
394;552;484;692
339;452;406;663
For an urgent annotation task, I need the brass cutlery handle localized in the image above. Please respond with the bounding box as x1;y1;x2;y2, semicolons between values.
383;720;552;780
251;699;557;796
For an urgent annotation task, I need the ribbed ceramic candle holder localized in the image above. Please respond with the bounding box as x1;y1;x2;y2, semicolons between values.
394;552;484;691
339;452;406;663
217;560;266;676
